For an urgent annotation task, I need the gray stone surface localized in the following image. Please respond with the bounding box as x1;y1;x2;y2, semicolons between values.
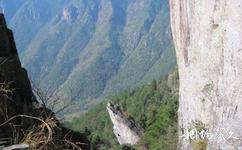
107;103;144;145
2;144;30;150
169;0;242;149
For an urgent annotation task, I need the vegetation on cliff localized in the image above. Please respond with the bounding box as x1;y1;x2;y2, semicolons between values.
67;69;179;150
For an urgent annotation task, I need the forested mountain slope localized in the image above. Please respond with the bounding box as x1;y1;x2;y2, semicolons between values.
1;0;176;108
67;68;179;149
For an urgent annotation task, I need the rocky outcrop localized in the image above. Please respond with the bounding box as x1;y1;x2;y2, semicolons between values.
0;13;36;137
62;6;78;22
107;102;144;145
169;0;242;149
0;13;90;149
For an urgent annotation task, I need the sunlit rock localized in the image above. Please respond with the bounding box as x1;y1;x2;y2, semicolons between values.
107;102;144;145
169;0;242;149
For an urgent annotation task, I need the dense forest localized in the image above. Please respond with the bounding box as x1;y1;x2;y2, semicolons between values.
66;68;179;150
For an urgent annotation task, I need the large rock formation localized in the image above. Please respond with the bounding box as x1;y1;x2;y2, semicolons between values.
0;13;36;138
169;0;242;149
107;102;144;145
0;13;90;149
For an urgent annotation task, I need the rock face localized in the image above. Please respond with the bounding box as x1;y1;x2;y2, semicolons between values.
107;103;144;145
0;13;37;136
0;13;90;149
169;0;242;149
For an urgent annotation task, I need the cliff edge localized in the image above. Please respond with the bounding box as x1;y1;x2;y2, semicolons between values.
0;13;89;149
169;0;242;149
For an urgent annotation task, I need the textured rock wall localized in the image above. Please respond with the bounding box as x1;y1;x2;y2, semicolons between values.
169;0;242;149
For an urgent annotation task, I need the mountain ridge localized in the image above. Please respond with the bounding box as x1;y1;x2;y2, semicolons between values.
1;0;176;109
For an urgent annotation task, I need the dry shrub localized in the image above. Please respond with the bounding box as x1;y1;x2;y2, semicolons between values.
21;115;56;149
0;115;83;150
0;82;14;95
0;81;86;149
